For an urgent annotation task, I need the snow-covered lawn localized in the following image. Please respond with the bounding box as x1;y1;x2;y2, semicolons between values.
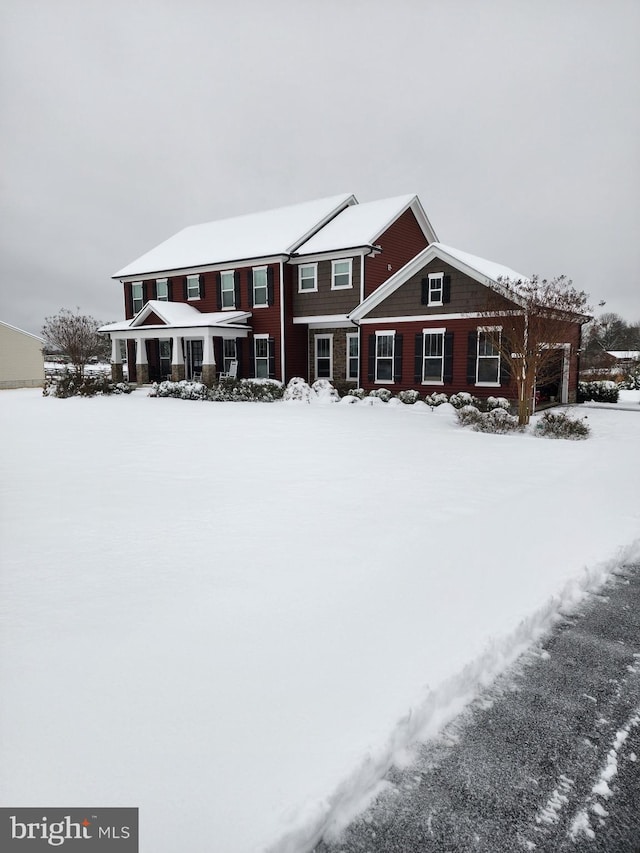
1;389;639;853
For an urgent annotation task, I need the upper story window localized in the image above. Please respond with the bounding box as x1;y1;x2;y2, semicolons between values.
477;328;501;384
186;275;201;300
331;259;352;290
132;282;144;314
156;278;168;301
220;271;235;309
428;273;443;305
253;267;268;307
298;264;318;293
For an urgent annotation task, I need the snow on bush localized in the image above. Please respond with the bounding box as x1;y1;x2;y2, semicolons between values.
578;380;619;404
449;391;480;409
535;411;590;440
346;388;366;399
369;388;392;403
283;377;312;403
311;379;340;403
457;405;520;434
396;389;420;405
151;379;283;402
618;365;640;390
44;374;132;398
486;396;511;411
151;380;208;400
424;392;449;408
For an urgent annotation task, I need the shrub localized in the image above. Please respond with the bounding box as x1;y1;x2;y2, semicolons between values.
151;380;208;400
283;377;312;403
397;389;420;404
485;396;511;411
424;392;449;408
44;373;132;398
618;366;640;390
150;378;283;402
311;379;340;402
347;388;367;399
449;391;480;409
578;380;619;403
534;411;590;440
457;405;520;434
369;388;392;402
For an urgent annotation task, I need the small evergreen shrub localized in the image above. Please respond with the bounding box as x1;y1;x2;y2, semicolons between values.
424;392;449;407
578;380;619;403
44;373;132;398
485;396;511;411
457;405;520;434
369;388;392;402
150;378;283;402
283;377;312;403
397;389;420;404
311;379;340;402
618;366;640;390
151;380;208;400
347;388;367;399
449;391;480;409
535;411;590;440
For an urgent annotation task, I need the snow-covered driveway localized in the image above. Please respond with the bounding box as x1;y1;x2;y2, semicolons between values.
1;389;639;852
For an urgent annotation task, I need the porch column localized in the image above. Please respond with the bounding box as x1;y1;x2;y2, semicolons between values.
110;337;124;383
171;335;185;382
201;333;216;387
136;336;149;384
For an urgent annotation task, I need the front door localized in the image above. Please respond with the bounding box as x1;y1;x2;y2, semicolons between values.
185;339;203;379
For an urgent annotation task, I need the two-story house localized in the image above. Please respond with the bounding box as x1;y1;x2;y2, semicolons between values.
100;193;585;403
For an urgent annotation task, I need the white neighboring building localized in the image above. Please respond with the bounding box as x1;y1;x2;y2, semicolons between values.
0;321;45;389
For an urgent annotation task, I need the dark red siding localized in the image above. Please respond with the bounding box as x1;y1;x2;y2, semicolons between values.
364;209;429;297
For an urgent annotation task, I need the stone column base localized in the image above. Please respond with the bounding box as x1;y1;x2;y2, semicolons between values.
171;364;186;382
111;363;124;383
136;364;149;384
201;364;217;387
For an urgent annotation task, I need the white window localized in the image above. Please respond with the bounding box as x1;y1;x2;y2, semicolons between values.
221;271;235;309
132;282;143;314
423;330;445;383
187;275;201;300
298;264;317;292
254;335;269;378
331;259;352;289
428;273;444;306
315;335;333;379
156;278;168;301
375;332;394;382
223;339;237;373
253;267;268;307
477;327;501;384
346;333;359;381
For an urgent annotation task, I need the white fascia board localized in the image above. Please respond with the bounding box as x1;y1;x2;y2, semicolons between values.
358;310;523;324
113;255;290;283
286;194;358;253
367;196;439;245
0;320;45;342
289;247;372;264
292;314;354;327
102;325;251;340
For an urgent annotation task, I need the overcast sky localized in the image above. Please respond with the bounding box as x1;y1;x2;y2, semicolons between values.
1;0;638;336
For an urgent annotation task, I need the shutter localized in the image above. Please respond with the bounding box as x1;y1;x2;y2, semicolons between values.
234;271;240;309
247;270;253;306
443;275;451;304
183;277;188;300
216;273;222;310
393;333;403;383
141;281;147;304
421;278;429;305
414;333;423;383
235;337;243;377
152;281;157;300
267;267;274;306
268;337;276;378
167;278;173;301
213;338;222;372
467;330;477;385
500;335;511;386
444;331;454;384
199;273;205;300
367;334;376;382
248;338;255;377
125;284;133;318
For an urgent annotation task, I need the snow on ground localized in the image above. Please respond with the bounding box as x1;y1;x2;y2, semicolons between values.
1;389;639;853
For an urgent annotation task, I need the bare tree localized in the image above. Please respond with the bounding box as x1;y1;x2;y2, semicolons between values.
42;309;106;378
482;276;591;425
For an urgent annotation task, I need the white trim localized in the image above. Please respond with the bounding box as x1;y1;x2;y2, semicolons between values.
280;260;286;383
375;329;395;336
155;278;169;301
220;269;236;309
368;196;439;246
253;333;270;379
292;314;353;326
331;258;353;290
252;266;268;308
186;274;201;301
346;332;359;382
476;328;501;385
0;320;44;343
374;331;395;384
314;333;333;380
427;272;444;306
422;326;447;335
360;250;365;304
114;254;290;282
131;281;144;314
358;311;522;324
478;324;502;332
422;329;446;384
289;248;361;264
298;263;318;293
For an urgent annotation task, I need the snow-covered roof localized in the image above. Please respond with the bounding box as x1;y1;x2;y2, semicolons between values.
98;301;251;332
0;320;44;342
293;194;437;255
432;243;529;285
113;194;356;279
606;350;640;360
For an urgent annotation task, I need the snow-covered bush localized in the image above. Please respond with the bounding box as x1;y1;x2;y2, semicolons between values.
456;404;483;428
535;411;590;440
347;388;366;399
44;373;132;398
210;379;283;402
396;389;420;405
618;366;640;390
424;392;449;408
486;396;511;411
449;391;480;409
369;388;392;403
150;380;208;400
457;405;520;434
283;377;312;403
311;379;340;403
578;380;619;404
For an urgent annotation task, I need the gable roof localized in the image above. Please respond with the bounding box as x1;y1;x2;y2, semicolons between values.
349;242;530;321
113;194;356;279
0;320;44;343
293;194;438;255
98;301;251;332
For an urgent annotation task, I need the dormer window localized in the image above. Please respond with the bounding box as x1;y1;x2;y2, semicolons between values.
428;273;443;306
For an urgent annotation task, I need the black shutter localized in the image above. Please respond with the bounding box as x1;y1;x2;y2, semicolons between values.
444;331;454;384
235;337;243;377
421;278;429;305
234;271;240;309
248;338;255;377
443;275;451;304
167;278;173;301
367;334;376;382
247;270;253;307
216;272;222;310
183;277;188;300
467;330;477;385
267;267;274;306
213;338;222;373
500;335;511;386
199;274;205;300
268;337;276;378
152;281;157;300
125;284;133;318
393;333;403;383
141;281;147;304
414;333;423;383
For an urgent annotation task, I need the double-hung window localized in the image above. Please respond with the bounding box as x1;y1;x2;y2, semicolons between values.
477;328;501;384
221;271;235;309
186;275;201;300
346;333;359;381
375;332;394;382
298;264;317;292
423;330;445;383
315;335;332;379
132;282;144;314
252;267;268;307
223;339;237;373
331;259;352;289
156;278;168;301
254;335;269;378
428;273;443;306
